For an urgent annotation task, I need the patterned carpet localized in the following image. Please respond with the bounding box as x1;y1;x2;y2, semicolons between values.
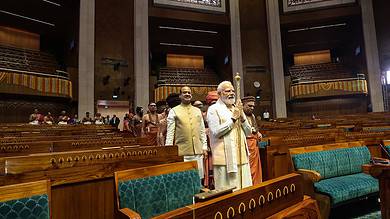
351;211;381;219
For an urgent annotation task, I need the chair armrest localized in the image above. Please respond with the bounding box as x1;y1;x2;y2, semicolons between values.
297;169;321;183
118;208;141;219
361;164;372;174
371;157;390;164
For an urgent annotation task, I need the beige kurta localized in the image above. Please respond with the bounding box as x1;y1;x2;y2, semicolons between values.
165;104;208;179
165;104;207;156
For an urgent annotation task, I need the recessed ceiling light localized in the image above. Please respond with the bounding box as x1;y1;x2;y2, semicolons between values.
159;26;218;34
288;23;346;33
0;10;55;26
42;0;61;6
160;42;213;49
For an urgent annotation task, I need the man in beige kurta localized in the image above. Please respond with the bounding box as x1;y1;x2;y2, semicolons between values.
242;96;262;185
207;81;253;190
166;86;208;179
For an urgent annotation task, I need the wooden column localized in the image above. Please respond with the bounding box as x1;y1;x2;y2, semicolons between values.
78;0;95;117
266;0;287;118
361;0;384;112
134;0;150;108
230;0;244;97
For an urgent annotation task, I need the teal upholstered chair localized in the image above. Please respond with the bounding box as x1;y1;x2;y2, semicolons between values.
290;144;379;207
0;180;50;219
384;145;390;157
115;161;201;219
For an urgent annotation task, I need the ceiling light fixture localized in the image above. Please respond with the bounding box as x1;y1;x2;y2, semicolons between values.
0;10;55;26
42;0;61;7
159;26;218;34
288;23;346;33
160;42;213;49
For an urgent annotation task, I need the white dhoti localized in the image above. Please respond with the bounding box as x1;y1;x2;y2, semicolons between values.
184;155;204;179
213;164;252;191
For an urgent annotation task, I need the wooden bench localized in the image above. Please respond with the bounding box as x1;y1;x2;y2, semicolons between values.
0;146;182;219
0;180;50;218
289;142;379;218
0;124;117;138
263;129;390;179
0;136;158;157
115;161;201;218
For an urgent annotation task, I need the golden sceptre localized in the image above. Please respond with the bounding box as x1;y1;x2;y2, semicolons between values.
234;72;243;189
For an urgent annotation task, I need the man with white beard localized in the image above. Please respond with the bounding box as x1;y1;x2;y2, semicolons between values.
207;81;253;190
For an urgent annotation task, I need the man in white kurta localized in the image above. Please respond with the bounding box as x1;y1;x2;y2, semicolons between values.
207;81;253;190
166;86;208;179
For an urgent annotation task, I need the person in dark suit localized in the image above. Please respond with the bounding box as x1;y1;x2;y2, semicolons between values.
110;114;120;130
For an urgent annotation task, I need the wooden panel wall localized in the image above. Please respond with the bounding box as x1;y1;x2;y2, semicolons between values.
0;94;73;123
287;96;368;117
0;26;39;50
95;0;134;102
239;0;272;116
293;50;331;65
167;54;204;69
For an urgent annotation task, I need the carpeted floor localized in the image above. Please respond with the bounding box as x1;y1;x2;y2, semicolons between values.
329;196;381;219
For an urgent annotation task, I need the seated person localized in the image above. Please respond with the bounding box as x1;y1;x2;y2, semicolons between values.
43;112;54;125
58;110;70;125
29;108;42;124
82;112;94;124
94;113;104;125
29;118;40;125
68;114;80;125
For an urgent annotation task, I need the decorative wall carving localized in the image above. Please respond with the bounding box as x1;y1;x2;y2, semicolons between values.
283;0;356;12
154;0;226;13
212;182;298;219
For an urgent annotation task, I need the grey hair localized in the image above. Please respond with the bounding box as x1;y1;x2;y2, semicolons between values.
217;81;233;94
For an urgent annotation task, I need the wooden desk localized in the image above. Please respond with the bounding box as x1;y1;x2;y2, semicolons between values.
154;173;320;219
369;164;390;219
0;146;182;219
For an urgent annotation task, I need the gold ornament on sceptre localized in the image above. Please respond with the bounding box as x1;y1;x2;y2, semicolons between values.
235;73;241;103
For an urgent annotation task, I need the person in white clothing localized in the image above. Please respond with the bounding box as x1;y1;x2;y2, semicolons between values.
207;81;253;190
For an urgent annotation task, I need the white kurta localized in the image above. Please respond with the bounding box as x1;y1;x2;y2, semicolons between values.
207;99;253;190
213;164;252;191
